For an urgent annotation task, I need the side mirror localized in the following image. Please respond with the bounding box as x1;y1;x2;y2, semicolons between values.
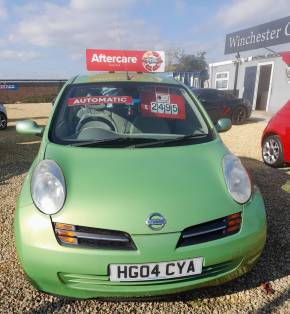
16;120;44;136
215;118;232;133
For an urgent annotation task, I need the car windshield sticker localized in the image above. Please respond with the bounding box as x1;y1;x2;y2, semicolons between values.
140;90;185;120
155;87;171;103
68;96;133;106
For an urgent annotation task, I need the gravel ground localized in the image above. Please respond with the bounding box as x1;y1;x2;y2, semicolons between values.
0;104;289;313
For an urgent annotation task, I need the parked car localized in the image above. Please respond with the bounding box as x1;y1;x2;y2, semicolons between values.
15;73;266;299
192;88;252;125
262;100;290;167
0;103;7;130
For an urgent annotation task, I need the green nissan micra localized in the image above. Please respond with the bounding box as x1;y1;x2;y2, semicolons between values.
15;73;267;299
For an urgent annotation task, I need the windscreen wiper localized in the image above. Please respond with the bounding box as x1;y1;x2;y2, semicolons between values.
131;133;208;148
69;134;208;148
69;137;160;147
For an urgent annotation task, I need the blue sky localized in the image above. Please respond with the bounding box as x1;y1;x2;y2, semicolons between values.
0;0;290;78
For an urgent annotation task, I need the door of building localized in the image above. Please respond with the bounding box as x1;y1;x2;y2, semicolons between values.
255;63;273;111
243;66;257;107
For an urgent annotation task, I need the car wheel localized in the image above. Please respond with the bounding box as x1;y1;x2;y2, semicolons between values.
262;135;284;167
231;106;247;125
0;112;7;130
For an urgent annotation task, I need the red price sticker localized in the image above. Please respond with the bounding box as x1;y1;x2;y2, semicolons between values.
140;92;185;120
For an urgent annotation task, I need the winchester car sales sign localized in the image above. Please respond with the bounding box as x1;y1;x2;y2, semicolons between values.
86;49;165;72
225;16;290;54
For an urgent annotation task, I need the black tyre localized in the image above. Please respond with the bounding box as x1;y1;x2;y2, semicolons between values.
231;106;247;125
262;135;284;167
0;112;7;130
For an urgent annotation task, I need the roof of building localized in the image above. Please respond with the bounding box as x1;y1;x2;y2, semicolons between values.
209;53;282;67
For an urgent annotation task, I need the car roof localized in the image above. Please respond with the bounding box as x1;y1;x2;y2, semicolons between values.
69;73;181;85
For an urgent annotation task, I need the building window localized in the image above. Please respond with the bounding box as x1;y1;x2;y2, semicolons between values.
215;72;229;90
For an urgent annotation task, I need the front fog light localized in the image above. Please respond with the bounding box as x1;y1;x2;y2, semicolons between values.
31;160;66;214
223;154;252;204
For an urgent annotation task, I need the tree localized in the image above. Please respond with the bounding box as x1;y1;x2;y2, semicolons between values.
165;48;183;72
165;49;208;73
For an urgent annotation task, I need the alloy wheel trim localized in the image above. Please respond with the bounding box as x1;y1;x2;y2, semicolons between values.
235;107;246;123
263;138;280;164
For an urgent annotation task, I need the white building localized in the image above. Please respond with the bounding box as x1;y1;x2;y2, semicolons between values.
208;53;290;113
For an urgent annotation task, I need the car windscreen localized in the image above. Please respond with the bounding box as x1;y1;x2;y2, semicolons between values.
49;82;211;147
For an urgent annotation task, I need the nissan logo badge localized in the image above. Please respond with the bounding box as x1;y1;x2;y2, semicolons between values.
145;213;167;230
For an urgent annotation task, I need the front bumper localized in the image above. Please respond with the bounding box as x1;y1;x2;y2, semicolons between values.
14;190;266;299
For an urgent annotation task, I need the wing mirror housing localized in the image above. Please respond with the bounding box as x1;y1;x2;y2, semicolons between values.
16;120;44;136
215;118;232;133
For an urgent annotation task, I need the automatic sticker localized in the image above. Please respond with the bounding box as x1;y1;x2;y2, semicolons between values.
68;96;133;106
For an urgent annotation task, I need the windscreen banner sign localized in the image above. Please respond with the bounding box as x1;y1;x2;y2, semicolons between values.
0;83;18;90
86;49;165;72
68;96;133;106
225;16;290;54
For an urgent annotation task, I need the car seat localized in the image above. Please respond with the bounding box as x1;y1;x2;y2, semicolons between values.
129;116;171;134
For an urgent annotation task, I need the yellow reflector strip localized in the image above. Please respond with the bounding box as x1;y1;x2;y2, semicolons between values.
56;230;76;237
55;223;75;231
227;213;241;220
227;225;240;233
227;218;241;226
59;236;78;244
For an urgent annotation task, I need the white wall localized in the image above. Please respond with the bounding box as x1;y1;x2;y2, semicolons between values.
209;56;290;113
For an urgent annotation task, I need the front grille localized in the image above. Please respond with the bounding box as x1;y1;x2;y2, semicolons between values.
177;212;242;248
53;222;136;250
58;259;241;289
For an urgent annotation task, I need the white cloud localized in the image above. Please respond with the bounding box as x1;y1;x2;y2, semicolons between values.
0;49;41;61
217;0;290;29
0;0;7;19
10;0;166;56
175;0;185;11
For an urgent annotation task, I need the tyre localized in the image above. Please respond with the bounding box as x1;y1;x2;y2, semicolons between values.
0;112;7;130
262;135;284;167
231;106;247;125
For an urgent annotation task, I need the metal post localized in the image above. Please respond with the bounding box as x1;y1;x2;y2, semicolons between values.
233;51;240;97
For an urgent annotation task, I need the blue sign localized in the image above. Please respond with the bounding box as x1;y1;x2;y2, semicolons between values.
0;83;18;90
225;16;290;54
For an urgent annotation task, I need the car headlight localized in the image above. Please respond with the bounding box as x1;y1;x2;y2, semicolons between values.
223;154;251;204
31;160;66;214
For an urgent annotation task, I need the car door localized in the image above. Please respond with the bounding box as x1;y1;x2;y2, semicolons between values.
198;90;223;123
277;101;290;158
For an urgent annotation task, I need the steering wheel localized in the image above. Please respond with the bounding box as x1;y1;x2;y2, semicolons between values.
75;114;117;134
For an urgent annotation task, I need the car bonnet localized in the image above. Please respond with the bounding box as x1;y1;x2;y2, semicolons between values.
46;140;239;235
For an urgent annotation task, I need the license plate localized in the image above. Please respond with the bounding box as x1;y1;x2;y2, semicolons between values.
109;257;203;282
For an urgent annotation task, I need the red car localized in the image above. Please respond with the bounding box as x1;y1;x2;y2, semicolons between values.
262;100;290;167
